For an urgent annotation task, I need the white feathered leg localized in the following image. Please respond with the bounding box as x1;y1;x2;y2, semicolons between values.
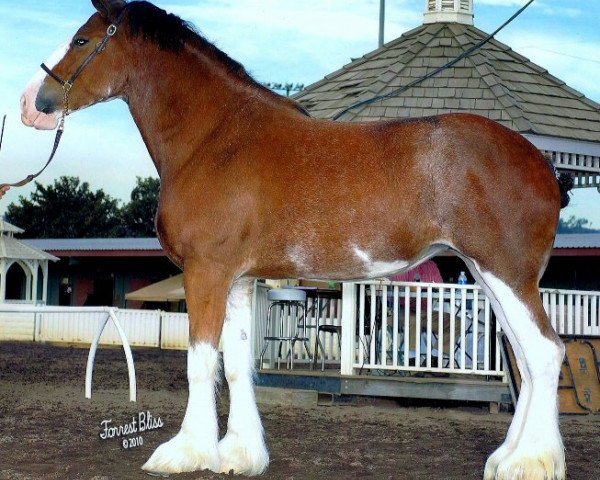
476;270;565;480
218;279;269;475
142;342;221;474
466;262;534;479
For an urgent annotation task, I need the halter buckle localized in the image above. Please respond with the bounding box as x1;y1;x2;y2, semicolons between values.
107;24;117;36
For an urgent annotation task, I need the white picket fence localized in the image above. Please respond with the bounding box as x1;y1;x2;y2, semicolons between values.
36;309;161;347
333;282;600;377
0;306;172;349
159;312;190;349
542;288;600;336
345;282;500;376
1;283;599;379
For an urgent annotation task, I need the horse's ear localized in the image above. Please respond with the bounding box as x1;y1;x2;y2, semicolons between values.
92;0;126;21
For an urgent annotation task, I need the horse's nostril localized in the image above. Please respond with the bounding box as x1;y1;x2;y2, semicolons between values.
35;95;56;115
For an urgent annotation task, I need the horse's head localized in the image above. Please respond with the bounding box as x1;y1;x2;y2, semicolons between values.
21;0;128;130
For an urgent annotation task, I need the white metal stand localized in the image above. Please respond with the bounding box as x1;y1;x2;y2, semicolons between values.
85;308;137;402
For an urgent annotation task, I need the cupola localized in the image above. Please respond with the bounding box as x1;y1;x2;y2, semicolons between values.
423;0;474;25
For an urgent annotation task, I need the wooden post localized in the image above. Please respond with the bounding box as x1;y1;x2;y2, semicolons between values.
42;261;49;305
341;282;357;376
25;269;32;302
0;258;5;302
31;262;39;304
378;0;385;48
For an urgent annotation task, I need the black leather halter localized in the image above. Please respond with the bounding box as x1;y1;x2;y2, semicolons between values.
40;20;120;91
0;11;126;190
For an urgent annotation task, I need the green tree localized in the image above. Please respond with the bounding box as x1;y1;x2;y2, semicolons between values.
5;176;122;238
120;176;160;237
557;215;599;234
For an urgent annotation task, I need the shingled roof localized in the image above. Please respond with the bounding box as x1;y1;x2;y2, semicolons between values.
0;220;58;262
294;22;600;143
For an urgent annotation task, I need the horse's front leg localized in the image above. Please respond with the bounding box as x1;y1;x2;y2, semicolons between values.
142;262;229;475
218;278;269;475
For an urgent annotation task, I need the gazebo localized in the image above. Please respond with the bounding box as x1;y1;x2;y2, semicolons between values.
294;0;600;191
0;219;58;304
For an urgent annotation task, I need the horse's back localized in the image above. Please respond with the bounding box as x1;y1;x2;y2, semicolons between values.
294;111;561;240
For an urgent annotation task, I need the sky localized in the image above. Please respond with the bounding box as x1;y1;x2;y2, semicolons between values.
0;0;599;228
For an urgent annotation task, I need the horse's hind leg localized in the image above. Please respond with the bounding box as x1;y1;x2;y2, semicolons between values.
465;259;565;480
142;261;228;474
218;278;269;475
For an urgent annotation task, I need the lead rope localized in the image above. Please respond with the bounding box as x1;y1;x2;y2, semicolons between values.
0;81;70;190
0;115;6;155
59;81;72;131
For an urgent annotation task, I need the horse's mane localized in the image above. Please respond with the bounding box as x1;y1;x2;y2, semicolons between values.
124;1;309;116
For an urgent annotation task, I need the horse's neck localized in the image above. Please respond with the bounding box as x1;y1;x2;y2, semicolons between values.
124;44;291;178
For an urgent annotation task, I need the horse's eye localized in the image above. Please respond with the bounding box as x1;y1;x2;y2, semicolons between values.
73;37;89;47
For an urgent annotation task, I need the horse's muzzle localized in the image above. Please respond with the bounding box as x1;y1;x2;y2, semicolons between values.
21;83;60;130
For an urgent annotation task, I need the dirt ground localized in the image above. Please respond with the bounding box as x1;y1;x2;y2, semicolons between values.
0;342;597;480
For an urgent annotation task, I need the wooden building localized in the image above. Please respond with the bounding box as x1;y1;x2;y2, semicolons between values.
22;238;179;308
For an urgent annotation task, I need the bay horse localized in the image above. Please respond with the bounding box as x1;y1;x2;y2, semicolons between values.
19;1;571;478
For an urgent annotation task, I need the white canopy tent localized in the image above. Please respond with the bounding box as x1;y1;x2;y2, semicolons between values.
125;274;185;302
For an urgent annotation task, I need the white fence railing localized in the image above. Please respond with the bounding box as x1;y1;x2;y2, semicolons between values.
37;309;161;347
160;312;189;349
2;283;599;380
0;311;36;341
344;281;501;376
542;288;600;336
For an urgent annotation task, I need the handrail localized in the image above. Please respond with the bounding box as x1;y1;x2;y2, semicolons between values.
540;287;600;296
355;279;485;290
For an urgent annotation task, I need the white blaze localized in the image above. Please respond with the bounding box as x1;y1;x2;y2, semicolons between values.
21;39;71;130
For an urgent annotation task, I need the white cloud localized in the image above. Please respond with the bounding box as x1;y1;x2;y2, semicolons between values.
163;0;420;85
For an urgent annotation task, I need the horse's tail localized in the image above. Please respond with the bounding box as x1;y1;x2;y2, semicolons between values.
544;153;574;208
557;172;574;208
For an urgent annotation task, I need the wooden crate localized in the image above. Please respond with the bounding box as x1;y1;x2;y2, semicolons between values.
500;334;600;415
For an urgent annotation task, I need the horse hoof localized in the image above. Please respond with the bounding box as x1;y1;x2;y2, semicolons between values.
492;446;566;480
218;431;269;476
484;443;514;480
142;432;220;474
